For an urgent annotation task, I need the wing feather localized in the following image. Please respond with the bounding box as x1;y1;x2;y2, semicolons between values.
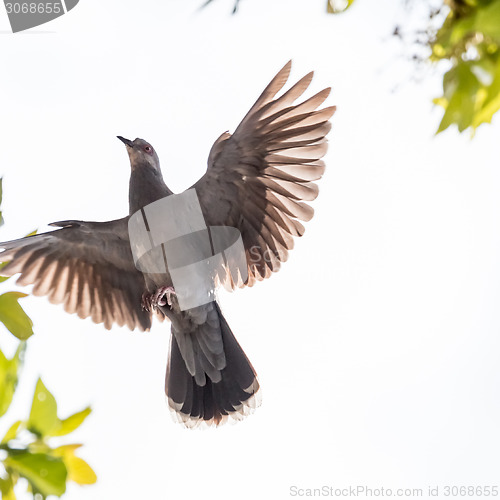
0;218;151;331
192;61;334;288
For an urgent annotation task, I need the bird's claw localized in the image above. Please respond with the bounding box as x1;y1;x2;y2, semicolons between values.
154;286;176;307
141;292;153;312
142;287;176;312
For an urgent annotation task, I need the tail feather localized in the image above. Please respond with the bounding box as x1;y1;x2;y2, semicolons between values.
165;302;260;428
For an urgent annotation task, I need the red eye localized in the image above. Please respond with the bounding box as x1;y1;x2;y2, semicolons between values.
144;145;152;154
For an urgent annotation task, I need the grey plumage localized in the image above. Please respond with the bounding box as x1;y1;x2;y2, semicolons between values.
193;60;335;287
0;61;334;427
0;218;152;331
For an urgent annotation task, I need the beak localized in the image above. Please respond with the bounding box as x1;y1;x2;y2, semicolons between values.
117;136;134;148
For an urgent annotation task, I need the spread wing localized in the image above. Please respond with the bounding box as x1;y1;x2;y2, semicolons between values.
0;217;153;331
192;60;335;288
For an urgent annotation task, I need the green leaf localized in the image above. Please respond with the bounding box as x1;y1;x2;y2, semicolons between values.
0;292;33;340
0;475;17;500
1;420;22;444
438;0;500;45
436;62;481;133
435;56;500;133
430;0;500;133
449;16;476;46
472;56;500;125
65;456;97;485
52;443;82;453
52;407;91;437
5;452;67;497
327;0;355;14
28;378;60;437
28;385;91;438
474;0;500;40
0;262;11;283
0;343;25;417
53;445;97;485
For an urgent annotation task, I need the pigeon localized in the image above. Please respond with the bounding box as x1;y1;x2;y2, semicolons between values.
0;61;334;427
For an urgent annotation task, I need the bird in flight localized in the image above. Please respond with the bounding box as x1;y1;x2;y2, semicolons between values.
0;61;334;428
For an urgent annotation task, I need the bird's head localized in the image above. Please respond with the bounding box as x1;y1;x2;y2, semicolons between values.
117;136;161;173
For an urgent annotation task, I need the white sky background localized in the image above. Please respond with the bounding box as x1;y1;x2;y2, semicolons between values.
0;0;500;498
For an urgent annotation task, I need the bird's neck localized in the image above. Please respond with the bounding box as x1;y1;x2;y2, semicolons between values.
129;167;173;215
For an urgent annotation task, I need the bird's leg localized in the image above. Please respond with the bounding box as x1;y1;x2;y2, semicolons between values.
143;286;177;311
142;287;176;311
153;286;176;307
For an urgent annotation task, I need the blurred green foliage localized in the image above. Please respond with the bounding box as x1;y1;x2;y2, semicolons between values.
0;184;32;343
0;373;96;499
209;0;500;135
431;0;500;134
0;181;96;499
0;292;33;341
327;0;500;135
